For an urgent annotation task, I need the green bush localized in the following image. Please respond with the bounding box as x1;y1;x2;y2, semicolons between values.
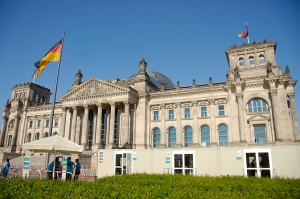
0;174;299;199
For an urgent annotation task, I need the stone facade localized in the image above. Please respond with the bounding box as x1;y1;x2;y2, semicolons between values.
1;40;299;154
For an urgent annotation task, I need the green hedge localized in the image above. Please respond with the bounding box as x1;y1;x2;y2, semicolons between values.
1;174;299;199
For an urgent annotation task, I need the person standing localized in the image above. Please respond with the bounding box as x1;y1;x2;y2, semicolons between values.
2;158;10;178
66;157;74;181
74;159;81;180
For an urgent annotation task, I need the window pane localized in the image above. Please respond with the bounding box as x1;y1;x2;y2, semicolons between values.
154;111;159;120
185;108;190;118
219;105;225;116
153;128;160;147
201;107;207;117
184;126;193;147
168;127;176;147
254;125;266;144
259;55;265;63
169;110;174;119
218;124;228;146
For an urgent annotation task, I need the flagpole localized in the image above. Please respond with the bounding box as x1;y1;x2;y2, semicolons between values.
246;23;250;44
33;76;35;84
46;33;65;168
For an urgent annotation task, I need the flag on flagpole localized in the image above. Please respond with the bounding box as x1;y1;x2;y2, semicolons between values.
34;39;63;77
238;24;248;38
30;69;36;80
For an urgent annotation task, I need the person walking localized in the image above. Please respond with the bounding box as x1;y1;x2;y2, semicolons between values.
2;158;10;179
74;159;81;180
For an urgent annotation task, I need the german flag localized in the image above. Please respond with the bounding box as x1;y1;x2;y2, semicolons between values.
34;39;62;77
238;24;248;38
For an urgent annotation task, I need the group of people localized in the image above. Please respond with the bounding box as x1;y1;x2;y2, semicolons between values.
47;157;81;180
1;158;10;178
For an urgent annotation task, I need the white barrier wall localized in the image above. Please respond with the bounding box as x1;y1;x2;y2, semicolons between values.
97;146;300;178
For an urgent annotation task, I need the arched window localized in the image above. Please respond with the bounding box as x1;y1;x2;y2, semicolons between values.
218;124;228;146
184;126;193;147
248;99;268;113
27;133;32;143
35;133;40;140
44;132;49;138
15;93;18;99
259;54;265;63
153;128;160;148
249;56;255;65
201;125;210;146
238;57;244;66
168;127;176;147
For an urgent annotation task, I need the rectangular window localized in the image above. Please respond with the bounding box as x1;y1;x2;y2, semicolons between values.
201;107;207;117
37;120;41;128
184;108;190;118
54;119;59;127
168;109;174;119
45;120;49;127
218;105;225;116
254;125;266;144
153;111;159;120
29;121;33;128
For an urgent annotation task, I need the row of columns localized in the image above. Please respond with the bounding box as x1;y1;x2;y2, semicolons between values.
63;101;131;150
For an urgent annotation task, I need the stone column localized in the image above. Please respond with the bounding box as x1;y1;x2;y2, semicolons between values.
81;104;89;148
209;99;217;146
64;110;71;139
95;103;102;148
107;102;115;149
0;116;7;146
38;115;44;140
59;107;67;137
236;93;246;143
175;102;183;148
160;104;166;148
130;105;136;148
123;101;130;148
288;93;300;141
269;89;282;141
12;115;20;146
192;101;200;147
18;109;27;145
31;117;36;142
70;106;77;142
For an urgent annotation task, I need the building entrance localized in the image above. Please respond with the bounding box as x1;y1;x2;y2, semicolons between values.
173;150;195;175
243;149;273;178
114;152;132;175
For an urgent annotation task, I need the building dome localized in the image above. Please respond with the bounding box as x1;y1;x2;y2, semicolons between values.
129;71;175;89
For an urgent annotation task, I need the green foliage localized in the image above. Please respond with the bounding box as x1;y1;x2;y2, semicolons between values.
0;174;299;199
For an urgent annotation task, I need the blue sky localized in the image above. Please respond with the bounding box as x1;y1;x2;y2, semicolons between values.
0;0;300;125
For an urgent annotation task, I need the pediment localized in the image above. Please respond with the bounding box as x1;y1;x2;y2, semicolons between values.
248;114;270;122
60;78;131;101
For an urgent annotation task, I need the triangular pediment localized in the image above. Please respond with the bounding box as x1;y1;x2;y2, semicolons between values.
248;114;270;122
60;77;131;101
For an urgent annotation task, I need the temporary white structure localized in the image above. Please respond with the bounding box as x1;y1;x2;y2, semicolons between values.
22;135;83;154
22;135;83;179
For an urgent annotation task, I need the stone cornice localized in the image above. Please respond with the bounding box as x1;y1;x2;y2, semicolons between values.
150;85;225;100
226;40;276;54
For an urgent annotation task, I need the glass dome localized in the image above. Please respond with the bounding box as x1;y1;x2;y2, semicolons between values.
129;71;175;89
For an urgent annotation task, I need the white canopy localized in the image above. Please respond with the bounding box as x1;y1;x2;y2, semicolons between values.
22;135;83;154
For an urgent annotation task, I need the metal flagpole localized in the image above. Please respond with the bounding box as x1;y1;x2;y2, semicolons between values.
246;23;250;44
46;33;65;168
